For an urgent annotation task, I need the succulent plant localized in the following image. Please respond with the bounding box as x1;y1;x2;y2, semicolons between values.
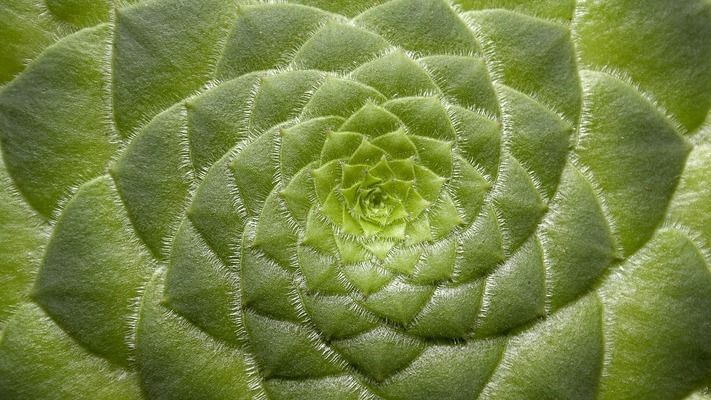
2;0;711;399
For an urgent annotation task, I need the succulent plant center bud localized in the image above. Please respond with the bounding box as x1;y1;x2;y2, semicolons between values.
310;127;451;245
358;185;395;223
363;187;387;211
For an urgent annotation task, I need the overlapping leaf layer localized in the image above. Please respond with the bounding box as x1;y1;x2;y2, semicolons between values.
1;1;711;399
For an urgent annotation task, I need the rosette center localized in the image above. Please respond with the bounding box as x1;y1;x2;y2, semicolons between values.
312;128;445;247
339;157;427;238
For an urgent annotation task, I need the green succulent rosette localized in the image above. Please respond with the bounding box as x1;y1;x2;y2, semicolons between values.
2;1;711;399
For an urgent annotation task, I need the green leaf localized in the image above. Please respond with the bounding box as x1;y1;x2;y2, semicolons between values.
575;0;711;132
576;70;691;255
377;340;503;400
0;304;142;400
598;229;711;399
0;1;59;83
293;23;389;72
471;9;581;122
264;376;361;400
667;142;711;244
187;73;260;171
244;312;343;379
164;220;241;345
111;106;191;258
188;156;245;264
540;166;617;309
136;271;255;400
421;55;499;115
454;0;577;21
216;4;328;79
0;153;45;326
476;237;546;336
113;0;239;135
481;294;603;399
33;176;154;366
352;51;438;98
0;25;116;217
44;0;111;27
356;0;480;55
408;281;483;338
332;327;424;381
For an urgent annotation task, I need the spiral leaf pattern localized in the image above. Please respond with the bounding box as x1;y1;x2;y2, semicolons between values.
1;1;711;399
